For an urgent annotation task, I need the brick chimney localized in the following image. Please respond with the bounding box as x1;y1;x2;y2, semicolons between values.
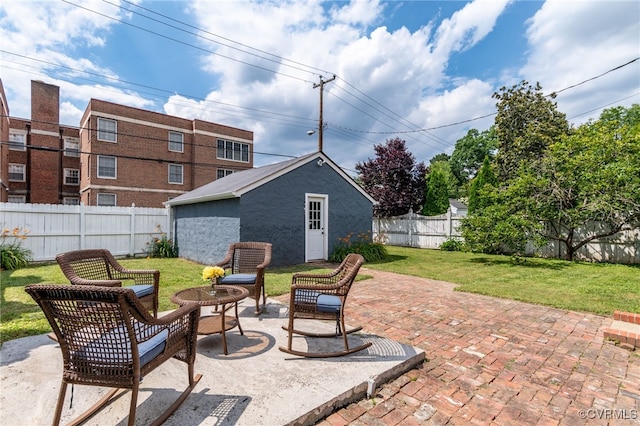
29;80;61;203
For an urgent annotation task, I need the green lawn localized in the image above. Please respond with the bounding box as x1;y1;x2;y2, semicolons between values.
366;246;640;316
1;247;638;345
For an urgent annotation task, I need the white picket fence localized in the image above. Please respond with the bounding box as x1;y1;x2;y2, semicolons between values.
0;203;171;262
373;210;639;264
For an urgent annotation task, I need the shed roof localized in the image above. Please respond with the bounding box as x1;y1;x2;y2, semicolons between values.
449;199;468;210
165;151;375;206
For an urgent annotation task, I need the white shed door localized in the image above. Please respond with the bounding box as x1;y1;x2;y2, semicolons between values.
305;195;327;261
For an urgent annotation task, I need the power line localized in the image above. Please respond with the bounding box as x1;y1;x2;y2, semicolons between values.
1;51;317;128
61;0;447;149
62;0;315;84
4;0;638;161
327;58;640;135
568;93;640;120
1;115;297;162
553;57;639;95
115;0;333;78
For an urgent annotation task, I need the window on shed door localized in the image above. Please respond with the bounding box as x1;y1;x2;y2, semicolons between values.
308;201;321;229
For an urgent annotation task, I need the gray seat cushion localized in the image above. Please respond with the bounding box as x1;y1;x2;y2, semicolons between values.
294;290;341;314
316;294;341;314
73;326;168;368
128;285;154;298
219;273;256;285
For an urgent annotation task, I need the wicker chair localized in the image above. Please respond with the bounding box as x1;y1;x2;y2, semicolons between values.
56;249;160;317
279;253;372;358
25;284;202;426
215;242;272;314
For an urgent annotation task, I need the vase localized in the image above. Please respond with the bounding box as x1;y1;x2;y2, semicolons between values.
210;278;219;295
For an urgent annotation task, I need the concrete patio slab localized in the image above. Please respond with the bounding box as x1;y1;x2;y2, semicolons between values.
0;298;424;426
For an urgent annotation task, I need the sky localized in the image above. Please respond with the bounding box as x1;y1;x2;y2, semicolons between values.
1;0;639;175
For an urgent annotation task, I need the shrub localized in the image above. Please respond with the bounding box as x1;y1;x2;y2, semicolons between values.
439;238;464;251
329;231;387;263
1;227;32;270
146;226;178;258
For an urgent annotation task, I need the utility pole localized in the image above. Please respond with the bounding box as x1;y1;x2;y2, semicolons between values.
313;75;335;152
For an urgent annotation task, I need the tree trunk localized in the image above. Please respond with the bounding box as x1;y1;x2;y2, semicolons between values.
563;228;575;261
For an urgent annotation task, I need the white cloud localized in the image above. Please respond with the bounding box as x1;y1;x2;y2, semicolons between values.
184;0;513;167
520;0;640;125
0;0;150;119
328;0;385;27
2;0;637;173
433;0;512;56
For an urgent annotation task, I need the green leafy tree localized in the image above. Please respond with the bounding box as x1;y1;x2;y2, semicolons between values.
516;104;640;260
429;153;450;165
356;137;427;217
463;104;640;260
460;189;543;255
450;126;498;185
422;167;449;216
467;156;497;214
493;81;569;181
429;160;459;198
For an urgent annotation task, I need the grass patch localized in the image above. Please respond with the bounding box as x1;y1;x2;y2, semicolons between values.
2;247;638;345
365;246;640;316
0;258;362;344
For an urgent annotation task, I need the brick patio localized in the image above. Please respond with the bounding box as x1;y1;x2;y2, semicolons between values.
313;268;640;425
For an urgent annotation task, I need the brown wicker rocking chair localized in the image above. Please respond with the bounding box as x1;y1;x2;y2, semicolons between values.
56;249;160;317
25;284;202;426
279;253;372;358
215;242;272;314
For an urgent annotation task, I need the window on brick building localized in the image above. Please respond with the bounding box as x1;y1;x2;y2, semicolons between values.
169;131;184;152
217;139;249;162
8;164;26;181
97;193;116;206
97;118;117;142
64;137;80;157
217;169;234;179
168;164;183;184
8;131;26;151
7;195;26;203
63;197;80;205
97;156;117;178
64;168;80;185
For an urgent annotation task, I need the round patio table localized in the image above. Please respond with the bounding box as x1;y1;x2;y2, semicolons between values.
171;285;249;355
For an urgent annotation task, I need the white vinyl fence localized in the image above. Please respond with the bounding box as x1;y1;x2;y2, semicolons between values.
373;210;639;264
527;224;639;264
0;203;171;262
373;209;462;249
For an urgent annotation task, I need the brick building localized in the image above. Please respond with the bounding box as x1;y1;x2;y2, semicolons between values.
0;81;9;202
1;79;254;207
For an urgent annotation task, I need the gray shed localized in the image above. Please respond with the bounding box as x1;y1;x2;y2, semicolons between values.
165;152;375;267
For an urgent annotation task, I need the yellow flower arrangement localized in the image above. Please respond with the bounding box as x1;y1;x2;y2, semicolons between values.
202;266;225;281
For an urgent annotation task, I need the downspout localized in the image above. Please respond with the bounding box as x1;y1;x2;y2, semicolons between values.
59;128;64;203
25;123;31;203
